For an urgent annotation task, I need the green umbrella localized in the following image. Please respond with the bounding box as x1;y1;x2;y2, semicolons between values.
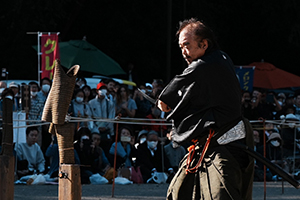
59;40;125;75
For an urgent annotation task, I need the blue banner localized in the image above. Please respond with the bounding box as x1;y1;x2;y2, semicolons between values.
235;66;254;92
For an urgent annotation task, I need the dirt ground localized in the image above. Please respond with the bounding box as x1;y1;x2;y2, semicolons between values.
13;181;300;200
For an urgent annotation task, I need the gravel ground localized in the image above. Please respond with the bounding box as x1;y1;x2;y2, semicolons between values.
13;181;300;200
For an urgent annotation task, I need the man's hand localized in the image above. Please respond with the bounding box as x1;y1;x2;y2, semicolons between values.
157;100;171;112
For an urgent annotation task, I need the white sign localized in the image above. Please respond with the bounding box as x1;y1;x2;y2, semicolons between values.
13;112;26;144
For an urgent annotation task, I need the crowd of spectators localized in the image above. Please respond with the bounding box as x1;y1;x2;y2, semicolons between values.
242;88;300;181
0;78;184;184
1;78;300;184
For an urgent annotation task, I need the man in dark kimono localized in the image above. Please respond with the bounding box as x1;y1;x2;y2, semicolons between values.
157;18;254;200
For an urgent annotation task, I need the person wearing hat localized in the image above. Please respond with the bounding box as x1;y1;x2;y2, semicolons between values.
134;129;149;149
277;93;286;106
257;132;290;180
281;113;300;157
136;130;171;183
89;82;115;155
8;81;20;111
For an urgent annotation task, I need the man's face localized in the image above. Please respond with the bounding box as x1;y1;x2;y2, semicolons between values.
0;82;6;88
92;134;101;147
107;82;115;92
42;79;51;87
252;90;260;97
26;130;38;146
147;134;158;142
98;88;107;99
265;123;274;134
11;87;19;95
253;130;260;144
31;84;38;92
179;28;206;65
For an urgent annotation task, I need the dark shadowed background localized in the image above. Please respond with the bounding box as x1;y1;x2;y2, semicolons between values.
1;0;300;84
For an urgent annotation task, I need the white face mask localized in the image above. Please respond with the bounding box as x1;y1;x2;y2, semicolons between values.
42;84;50;93
140;137;146;144
120;136;131;142
5;96;13;100
278;101;283;106
98;89;107;96
270;140;280;147
147;141;158;149
31;91;38;97
76;97;84;103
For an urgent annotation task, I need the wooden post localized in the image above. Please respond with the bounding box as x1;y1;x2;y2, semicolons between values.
59;164;81;200
55;122;81;200
0;97;15;200
0;155;15;200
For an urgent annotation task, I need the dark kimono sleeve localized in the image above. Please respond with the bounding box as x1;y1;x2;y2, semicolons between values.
158;62;214;146
158;65;197;110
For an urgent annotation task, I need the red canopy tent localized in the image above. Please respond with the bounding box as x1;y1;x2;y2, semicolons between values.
250;61;300;89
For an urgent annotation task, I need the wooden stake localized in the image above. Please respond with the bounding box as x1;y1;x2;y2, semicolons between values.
0;155;15;200
59;164;81;200
0;97;14;200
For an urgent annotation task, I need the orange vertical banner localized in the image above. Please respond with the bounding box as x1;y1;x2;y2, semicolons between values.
41;34;60;80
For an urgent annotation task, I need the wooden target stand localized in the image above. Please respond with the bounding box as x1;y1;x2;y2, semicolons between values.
41;60;81;200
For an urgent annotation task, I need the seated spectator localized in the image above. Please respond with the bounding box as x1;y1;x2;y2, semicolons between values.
281;113;300;157
108;126;137;169
134;129;148;149
115;85;137;118
74;127;101;184
257;132;289;181
91;129;111;175
252;129;272;181
257;122;277;147
136;130;171;183
15;126;45;178
164;140;186;173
